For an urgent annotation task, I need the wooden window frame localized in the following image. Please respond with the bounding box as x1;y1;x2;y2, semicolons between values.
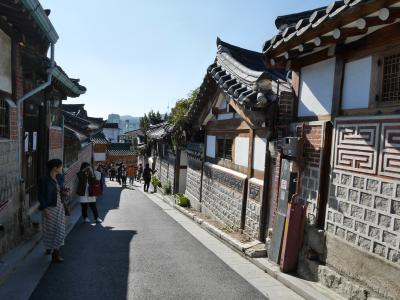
216;137;233;161
0;98;9;139
369;47;400;108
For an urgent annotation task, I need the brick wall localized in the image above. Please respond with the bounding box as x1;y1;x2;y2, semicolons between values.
201;163;247;231
297;123;323;168
278;91;294;125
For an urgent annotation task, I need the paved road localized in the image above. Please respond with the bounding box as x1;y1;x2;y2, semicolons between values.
29;181;267;300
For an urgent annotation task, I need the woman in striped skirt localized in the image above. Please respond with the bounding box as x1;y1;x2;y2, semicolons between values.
38;159;66;263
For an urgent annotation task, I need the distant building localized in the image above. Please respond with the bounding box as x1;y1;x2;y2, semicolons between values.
103;123;119;143
107;114;120;124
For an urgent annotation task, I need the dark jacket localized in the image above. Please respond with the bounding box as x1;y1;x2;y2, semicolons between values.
76;170;96;196
38;176;58;210
142;167;152;181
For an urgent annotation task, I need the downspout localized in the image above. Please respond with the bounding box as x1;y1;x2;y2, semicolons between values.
16;43;55;181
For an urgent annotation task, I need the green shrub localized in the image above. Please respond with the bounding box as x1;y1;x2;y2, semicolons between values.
151;175;161;188
164;180;172;195
176;194;190;207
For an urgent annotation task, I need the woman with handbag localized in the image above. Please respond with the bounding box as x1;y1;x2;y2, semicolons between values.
38;159;66;263
76;162;102;223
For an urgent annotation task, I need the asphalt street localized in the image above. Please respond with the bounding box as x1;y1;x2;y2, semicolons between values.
29;181;267;300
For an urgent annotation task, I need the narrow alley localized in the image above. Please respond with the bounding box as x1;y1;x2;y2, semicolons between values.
26;181;301;300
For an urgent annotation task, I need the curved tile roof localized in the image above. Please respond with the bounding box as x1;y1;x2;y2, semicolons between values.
209;38;287;107
263;0;388;55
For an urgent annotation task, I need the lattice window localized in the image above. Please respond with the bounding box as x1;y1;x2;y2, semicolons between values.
381;53;400;104
0;99;9;138
216;138;233;161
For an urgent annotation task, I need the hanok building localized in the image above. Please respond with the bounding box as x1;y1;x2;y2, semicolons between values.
185;38;291;240
146;122;188;194
0;0;85;256
62;105;103;205
263;0;400;298
106;143;137;170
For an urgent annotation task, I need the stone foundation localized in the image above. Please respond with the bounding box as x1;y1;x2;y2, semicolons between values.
201;163;247;231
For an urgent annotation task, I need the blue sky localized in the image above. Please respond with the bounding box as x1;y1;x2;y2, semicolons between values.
41;0;331;119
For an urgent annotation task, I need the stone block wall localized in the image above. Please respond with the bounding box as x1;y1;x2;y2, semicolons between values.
185;153;202;209
0;140;32;257
201;163;247;231
244;178;263;238
327;170;400;263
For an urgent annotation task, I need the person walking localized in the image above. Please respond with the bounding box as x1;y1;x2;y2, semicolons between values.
142;163;152;192
109;164;115;181
76;162;102;223
137;163;143;182
121;165;127;187
38;159;66;263
117;163;122;185
127;165;135;185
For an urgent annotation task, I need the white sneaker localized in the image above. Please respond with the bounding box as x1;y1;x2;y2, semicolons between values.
96;218;103;223
84;217;91;223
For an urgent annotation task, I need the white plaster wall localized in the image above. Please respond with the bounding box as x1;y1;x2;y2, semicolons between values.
342;56;372;110
299;58;336;117
0;29;12;94
253;136;266;171
234;137;249;167
206;135;216;158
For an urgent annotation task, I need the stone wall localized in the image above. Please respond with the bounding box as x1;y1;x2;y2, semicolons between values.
327;169;400;262
185;157;202;209
201;163;247;231
0;140;33;257
327;117;400;263
244;178;263;238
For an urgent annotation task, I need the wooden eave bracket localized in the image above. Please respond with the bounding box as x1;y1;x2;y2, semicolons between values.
228;99;266;128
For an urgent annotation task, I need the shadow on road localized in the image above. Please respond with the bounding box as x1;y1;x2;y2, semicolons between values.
29;186;137;300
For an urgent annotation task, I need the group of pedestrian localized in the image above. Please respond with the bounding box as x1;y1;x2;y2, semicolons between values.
38;159;103;263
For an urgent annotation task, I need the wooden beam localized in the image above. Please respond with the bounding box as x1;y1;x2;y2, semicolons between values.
265;0;400;56
338;21;400;61
332;25;368;40
228;99;266;128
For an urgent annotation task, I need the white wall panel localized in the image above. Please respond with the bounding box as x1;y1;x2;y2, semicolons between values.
0;29;11;93
342;56;372;110
253;137;266;171
206;135;216;158
234;137;249;167
299;58;335;117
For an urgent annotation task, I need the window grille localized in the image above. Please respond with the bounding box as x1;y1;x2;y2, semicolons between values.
381;53;400;104
0;99;9;138
216;138;233;161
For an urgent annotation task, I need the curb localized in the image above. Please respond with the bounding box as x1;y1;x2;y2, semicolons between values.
151;191;342;300
0;196;81;287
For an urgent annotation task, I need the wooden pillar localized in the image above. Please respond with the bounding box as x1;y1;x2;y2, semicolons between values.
331;55;344;118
